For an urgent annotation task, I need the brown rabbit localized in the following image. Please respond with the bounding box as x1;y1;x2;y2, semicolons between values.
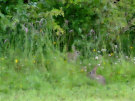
87;66;106;85
67;46;80;62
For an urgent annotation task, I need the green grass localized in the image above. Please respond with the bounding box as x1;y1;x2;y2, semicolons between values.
0;82;135;101
0;54;135;101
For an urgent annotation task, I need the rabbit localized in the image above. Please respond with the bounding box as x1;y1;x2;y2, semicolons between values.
67;50;80;62
67;46;80;62
87;66;106;85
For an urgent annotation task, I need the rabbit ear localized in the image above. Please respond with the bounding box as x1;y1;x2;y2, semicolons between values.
92;66;97;73
72;45;76;51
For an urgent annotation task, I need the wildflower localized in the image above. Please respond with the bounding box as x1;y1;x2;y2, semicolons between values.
98;51;101;53
84;67;87;72
69;30;73;33
81;69;84;72
95;56;98;60
110;53;113;56
109;53;113;56
15;59;18;63
53;42;56;45
81;66;87;72
114;62;117;64
90;29;95;35
4;39;8;43
98;64;101;66
114;45;118;48
101;49;106;52
108;54;111;56
130;46;133;49
93;49;96;52
125;56;128;59
103;62;106;65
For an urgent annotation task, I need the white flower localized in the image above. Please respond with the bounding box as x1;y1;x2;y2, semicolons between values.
101;49;106;52
108;54;111;56
98;64;101;66
83;66;87;72
95;56;99;60
125;56;128;59
69;30;73;33
114;45;118;48
98;51;101;53
114;62;117;64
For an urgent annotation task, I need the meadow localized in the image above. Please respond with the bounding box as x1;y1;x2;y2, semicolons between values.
0;0;135;101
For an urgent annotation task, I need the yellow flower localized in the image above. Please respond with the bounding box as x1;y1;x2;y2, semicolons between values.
103;62;106;65
15;59;18;63
110;53;113;56
81;69;84;72
93;49;96;52
130;46;133;49
53;42;56;45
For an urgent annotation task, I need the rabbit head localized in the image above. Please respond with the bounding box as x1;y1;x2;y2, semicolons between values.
88;67;97;78
74;50;80;57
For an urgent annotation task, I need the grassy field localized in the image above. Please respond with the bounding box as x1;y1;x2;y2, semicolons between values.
0;82;135;101
0;55;135;101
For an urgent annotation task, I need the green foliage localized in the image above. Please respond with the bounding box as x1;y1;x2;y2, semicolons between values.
0;0;135;55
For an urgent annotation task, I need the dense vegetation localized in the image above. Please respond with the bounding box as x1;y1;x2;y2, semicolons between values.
0;0;135;100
